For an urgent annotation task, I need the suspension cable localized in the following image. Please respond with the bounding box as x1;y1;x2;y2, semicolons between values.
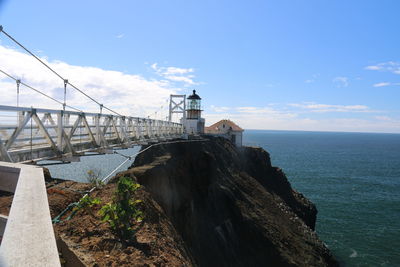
0;26;122;116
146;96;170;119
0;68;82;112
0;26;65;81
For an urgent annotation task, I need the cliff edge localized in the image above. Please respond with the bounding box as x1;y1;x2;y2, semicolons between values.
130;136;338;266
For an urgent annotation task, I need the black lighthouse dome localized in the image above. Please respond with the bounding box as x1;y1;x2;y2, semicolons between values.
186;89;202;119
187;90;201;100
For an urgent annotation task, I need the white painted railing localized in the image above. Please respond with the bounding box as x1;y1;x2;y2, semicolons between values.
0;105;183;163
0;161;60;266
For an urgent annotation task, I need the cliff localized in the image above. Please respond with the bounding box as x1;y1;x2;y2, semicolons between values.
20;136;339;266
130;136;338;266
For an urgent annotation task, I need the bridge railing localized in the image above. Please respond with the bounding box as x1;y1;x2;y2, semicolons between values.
0;105;183;163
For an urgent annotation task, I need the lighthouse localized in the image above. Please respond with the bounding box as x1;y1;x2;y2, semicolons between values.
184;90;205;134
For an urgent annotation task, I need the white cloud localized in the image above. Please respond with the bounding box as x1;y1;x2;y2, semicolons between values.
373;82;400;87
116;34;124;39
151;63;197;86
0;45;185;119
373;82;391;87
365;61;400;74
365;65;382;71
162;66;194;75
210;105;297;118
288;102;370;113
204;112;314;131
333;76;349;87
374;115;392;121
236;106;297;118
206;102;398;132
265;83;280;88
204;110;400;133
163;75;195;84
210;105;231;113
305;74;319;84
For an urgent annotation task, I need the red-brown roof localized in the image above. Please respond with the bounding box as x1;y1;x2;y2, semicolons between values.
205;119;244;133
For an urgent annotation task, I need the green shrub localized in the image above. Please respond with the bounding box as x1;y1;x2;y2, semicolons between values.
85;169;104;187
99;176;143;244
72;195;101;226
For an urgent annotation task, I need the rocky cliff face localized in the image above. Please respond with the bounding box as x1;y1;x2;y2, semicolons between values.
131;136;338;267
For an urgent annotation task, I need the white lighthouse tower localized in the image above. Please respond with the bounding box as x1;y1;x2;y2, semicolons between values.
184;90;205;134
168;90;205;135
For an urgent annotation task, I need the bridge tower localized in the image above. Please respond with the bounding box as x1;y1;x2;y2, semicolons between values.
169;94;186;122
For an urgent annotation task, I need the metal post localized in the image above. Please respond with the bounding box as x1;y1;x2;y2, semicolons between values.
136;119;141;140
63;79;68;112
57;111;63;151
16;80;20;107
169;95;172;121
95;114;100;145
16;80;21;124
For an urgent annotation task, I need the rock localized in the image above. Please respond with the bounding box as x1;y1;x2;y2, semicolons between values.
131;136;338;267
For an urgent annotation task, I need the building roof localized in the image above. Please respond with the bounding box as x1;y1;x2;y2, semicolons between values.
205;119;244;133
187;90;201;100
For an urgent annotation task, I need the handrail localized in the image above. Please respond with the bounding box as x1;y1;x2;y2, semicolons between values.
0;105;182;125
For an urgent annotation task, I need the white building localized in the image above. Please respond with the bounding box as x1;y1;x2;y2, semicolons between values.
205;119;244;147
182;90;205;134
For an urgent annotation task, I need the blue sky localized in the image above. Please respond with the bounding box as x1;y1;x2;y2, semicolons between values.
0;0;399;132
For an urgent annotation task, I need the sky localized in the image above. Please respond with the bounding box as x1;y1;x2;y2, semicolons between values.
0;0;399;133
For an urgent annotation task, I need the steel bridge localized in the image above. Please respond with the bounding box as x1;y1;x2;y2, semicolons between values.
0;105;183;163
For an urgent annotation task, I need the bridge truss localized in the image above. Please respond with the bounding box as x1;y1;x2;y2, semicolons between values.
0;105;183;163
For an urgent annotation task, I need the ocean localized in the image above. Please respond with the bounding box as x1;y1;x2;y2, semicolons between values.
47;130;400;266
243;130;400;266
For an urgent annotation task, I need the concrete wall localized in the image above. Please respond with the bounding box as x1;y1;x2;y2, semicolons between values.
233;132;243;147
184;118;205;134
0;162;60;267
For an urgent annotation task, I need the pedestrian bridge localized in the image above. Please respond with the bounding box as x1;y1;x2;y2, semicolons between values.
0;105;183;163
0;25;186;266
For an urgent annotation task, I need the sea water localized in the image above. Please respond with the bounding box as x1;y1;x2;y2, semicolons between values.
243;130;400;266
46;146;141;183
47;131;400;266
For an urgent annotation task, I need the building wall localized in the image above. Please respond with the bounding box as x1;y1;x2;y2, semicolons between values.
234;132;242;147
184;118;205;134
207;131;242;147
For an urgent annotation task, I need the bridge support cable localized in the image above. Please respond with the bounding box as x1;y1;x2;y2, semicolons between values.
0;68;82;112
0;26;64;81
0;25;122;117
